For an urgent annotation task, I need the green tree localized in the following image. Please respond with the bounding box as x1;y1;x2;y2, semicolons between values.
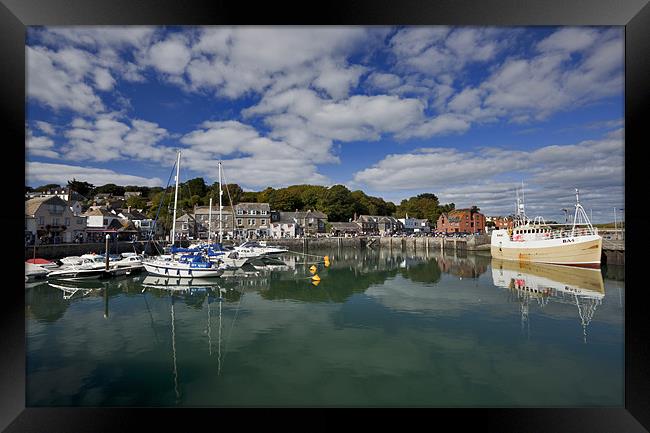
240;191;258;202
126;195;147;210
318;185;356;222
34;183;61;192
67;178;95;198
95;183;126;196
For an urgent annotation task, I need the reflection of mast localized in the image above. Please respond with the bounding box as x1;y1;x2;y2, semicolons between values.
206;295;212;356
573;291;601;344
218;290;223;375
171;296;180;403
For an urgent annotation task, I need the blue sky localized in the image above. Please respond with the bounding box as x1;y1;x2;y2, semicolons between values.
25;26;624;222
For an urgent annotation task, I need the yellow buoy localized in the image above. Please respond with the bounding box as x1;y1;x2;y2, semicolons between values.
309;265;317;274
311;274;321;281
324;259;330;267
311;279;321;287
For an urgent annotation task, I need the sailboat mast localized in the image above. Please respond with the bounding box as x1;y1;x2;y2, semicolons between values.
170;150;181;246
208;197;213;244
219;161;223;244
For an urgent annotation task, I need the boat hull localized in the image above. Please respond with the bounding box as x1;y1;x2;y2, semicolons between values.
491;231;602;267
143;262;224;278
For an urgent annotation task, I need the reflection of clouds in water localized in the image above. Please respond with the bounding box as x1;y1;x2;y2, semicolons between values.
25;251;624;406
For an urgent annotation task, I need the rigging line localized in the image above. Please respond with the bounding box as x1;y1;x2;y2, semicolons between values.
220;166;238;239
142;291;161;345
150;158;177;245
221;282;246;370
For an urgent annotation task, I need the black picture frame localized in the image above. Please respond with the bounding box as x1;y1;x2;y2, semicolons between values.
2;0;648;431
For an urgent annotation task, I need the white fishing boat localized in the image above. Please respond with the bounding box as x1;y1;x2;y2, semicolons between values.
491;188;602;268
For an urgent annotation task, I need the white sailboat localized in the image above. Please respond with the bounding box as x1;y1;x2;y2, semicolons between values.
143;150;224;278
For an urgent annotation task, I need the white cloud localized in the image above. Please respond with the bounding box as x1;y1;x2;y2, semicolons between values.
93;68;116;91
536;28;599;54
26;161;163;187
26;130;58;158
352;130;624;219
179;120;329;188
34;121;56;135
148;36;192;75
27;46;105;114
61;113;173;162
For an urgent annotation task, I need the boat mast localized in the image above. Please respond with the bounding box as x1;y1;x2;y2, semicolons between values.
219;160;223;244
170;150;181;246
208;197;213;245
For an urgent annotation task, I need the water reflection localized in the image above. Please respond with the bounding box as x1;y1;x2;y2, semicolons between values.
25;249;623;407
491;258;605;343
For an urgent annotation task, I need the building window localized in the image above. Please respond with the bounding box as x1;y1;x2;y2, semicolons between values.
65;218;70;226
237;209;243;215
39;217;44;225
248;219;255;226
261;219;266;225
53;218;59;225
237;218;243;226
250;210;257;215
103;219;108;226
182;224;188;230
261;210;268;215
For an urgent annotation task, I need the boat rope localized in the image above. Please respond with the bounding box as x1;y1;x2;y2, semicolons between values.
220;166;238;241
221;283;246;372
150;160;177;254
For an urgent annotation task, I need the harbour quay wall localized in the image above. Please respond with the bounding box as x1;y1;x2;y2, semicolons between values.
378;234;491;252
25;241;146;261
269;234;492;252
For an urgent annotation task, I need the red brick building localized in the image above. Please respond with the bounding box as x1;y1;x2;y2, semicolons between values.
436;208;486;234
488;216;513;230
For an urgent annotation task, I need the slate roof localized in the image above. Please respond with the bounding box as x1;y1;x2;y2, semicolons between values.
235;202;270;212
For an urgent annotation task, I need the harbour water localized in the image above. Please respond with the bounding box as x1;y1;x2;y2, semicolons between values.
25;248;624;407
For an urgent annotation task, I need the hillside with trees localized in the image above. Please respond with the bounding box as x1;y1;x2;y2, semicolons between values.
28;179;457;225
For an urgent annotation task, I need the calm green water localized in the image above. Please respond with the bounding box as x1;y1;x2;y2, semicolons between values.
26;248;624;407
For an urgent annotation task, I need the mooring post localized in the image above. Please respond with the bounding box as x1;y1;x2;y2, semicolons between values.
105;234;110;271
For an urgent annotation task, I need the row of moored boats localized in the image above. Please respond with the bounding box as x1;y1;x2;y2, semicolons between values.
25;240;289;281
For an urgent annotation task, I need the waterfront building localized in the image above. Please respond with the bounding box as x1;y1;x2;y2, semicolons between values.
437;208;486;234
398;215;431;234
329;222;362;236
25;195;87;244
234;202;271;239
193;205;235;240
174;213;197;240
376;216;403;236
124;191;142;198
486;216;512;231
355;215;380;235
82;207;122;242
25;186;87;202
118;208;159;238
270;213;299;239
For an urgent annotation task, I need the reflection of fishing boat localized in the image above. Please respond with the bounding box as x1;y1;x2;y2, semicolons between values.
491;188;602;268
491;257;604;342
